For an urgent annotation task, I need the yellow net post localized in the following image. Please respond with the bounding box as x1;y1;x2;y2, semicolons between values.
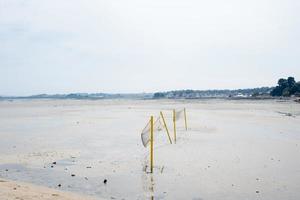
160;111;172;144
184;108;188;131
150;116;154;173
173;109;176;143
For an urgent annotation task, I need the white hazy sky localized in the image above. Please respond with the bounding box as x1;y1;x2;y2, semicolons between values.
1;0;300;95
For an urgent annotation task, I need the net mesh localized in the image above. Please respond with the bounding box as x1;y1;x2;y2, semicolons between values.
175;109;184;121
141;116;163;147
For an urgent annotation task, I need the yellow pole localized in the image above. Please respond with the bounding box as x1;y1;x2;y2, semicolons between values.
184;108;188;131
150;116;154;173
173;109;176;143
160;111;172;144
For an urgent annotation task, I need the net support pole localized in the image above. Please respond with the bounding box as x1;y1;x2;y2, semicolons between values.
160;111;172;144
150;116;154;173
173;109;176;144
184;108;188;131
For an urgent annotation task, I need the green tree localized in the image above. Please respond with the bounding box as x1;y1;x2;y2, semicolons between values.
287;77;296;87
271;77;299;97
153;92;165;99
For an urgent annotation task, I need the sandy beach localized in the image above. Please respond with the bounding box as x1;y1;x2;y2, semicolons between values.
0;99;300;199
0;178;97;200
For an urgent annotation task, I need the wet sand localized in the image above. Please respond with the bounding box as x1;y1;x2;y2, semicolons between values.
0;99;300;199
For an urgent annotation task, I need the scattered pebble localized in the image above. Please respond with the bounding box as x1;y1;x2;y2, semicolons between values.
71;174;75;177
256;191;260;194
86;166;92;169
104;179;107;184
84;177;88;180
5;169;8;171
52;162;57;165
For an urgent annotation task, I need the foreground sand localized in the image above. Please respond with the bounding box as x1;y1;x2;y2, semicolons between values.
0;178;97;200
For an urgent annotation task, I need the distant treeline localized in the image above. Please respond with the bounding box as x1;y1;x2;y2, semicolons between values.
270;77;300;97
153;76;300;99
1;77;299;100
153;87;273;99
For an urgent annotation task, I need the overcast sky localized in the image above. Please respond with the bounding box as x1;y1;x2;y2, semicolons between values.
1;0;300;95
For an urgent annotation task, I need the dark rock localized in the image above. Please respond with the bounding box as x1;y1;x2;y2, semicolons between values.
58;184;61;187
104;179;107;184
71;174;75;177
52;162;57;165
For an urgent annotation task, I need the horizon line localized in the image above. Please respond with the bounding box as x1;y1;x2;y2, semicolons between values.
0;86;274;97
